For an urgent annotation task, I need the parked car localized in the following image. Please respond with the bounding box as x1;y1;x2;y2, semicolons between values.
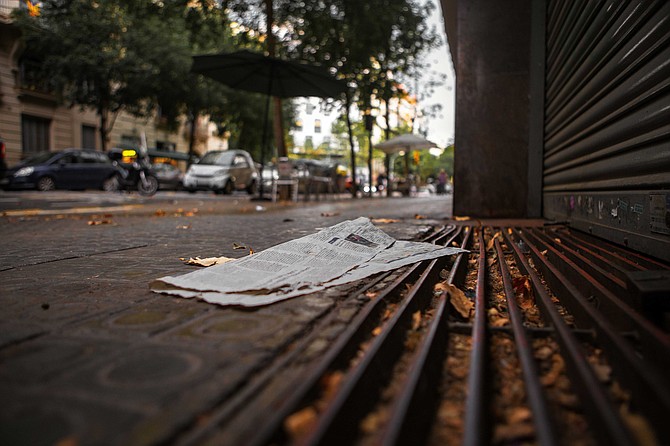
182;150;259;194
151;162;183;190
0;149;120;191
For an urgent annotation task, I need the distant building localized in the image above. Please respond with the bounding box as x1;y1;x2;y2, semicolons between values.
290;98;340;155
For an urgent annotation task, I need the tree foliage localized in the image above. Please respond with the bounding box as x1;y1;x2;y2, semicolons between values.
14;0;192;150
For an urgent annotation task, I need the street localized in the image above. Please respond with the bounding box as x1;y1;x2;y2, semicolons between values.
0;190;452;445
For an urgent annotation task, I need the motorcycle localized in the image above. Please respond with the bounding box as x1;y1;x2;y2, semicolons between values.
108;150;159;196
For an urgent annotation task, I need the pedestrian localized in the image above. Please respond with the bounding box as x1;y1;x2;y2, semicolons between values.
437;169;447;194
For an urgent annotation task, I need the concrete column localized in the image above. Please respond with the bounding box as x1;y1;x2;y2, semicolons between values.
444;0;538;218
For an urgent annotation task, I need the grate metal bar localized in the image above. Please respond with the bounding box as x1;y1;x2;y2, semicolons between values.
530;227;627;293
494;237;559;446
508;227;670;444
517;227;670;372
379;226;472;445
503;228;637;445
462;229;490;445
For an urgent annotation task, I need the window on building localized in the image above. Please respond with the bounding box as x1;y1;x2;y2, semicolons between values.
21;114;51;156
314;119;322;134
120;135;141;149
18;57;53;93
82;125;97;149
295;119;303;131
306;104;314;114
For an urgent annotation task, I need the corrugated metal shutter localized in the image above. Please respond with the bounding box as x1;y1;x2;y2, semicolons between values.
543;0;670;262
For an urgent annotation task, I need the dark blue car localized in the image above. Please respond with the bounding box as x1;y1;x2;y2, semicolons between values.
0;149;121;191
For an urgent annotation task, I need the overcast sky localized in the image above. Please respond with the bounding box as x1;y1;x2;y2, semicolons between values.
421;1;455;148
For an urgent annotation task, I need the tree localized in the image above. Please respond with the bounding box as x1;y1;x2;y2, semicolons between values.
275;0;441;195
14;0;192;151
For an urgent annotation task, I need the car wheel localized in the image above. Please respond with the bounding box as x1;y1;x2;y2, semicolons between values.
223;180;234;195
246;180;257;195
36;176;56;191
102;175;120;192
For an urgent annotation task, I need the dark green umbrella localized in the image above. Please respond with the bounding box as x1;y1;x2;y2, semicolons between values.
192;50;347;98
191;50;348;198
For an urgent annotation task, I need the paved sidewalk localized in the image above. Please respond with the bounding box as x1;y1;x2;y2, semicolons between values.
0;193;452;445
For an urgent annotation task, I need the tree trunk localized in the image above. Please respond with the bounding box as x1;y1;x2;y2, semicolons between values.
188;110;198;167
273;97;286;158
265;0;286;159
99;106;108;152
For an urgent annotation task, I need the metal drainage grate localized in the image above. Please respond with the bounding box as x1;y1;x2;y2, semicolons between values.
178;222;670;446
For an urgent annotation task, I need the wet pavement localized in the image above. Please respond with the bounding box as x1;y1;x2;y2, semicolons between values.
0;190;453;445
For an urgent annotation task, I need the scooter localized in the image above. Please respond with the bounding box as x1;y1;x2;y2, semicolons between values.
111;155;159;196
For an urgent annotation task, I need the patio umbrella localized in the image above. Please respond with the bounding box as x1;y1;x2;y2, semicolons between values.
375;133;439;197
191;50;347;198
374;133;439;154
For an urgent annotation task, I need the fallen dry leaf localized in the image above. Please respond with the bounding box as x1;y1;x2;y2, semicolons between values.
321;212;340;217
176;224;191;230
181;256;234;267
154;209;167;217
372;326;382;336
371;218;400;224
284;406;318;440
87;219;113;226
412;311;422;331
365;291;379;299
320;371;344;404
621;404;658;446
414;214;427;220
54;436;79;446
232;242;247;250
554;238;562;244
541;249;548;256
453;216;470;221
444;283;474;319
512;276;534;309
486;231;501;251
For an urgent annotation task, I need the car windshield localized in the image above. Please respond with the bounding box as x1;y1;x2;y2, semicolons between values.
198;151;235;166
20;152;58;166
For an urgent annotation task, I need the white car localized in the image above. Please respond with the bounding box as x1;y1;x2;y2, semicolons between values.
183;150;259;194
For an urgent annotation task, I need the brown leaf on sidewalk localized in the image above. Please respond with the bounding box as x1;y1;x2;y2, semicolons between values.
371;218;400;224
154;209;167;217
453;216;470;221
232;242;247;250
321;212;340;217
414;214;427;220
180;256;234;267
87;219;113;226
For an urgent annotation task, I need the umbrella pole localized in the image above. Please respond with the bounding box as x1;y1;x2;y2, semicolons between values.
259;92;271;200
